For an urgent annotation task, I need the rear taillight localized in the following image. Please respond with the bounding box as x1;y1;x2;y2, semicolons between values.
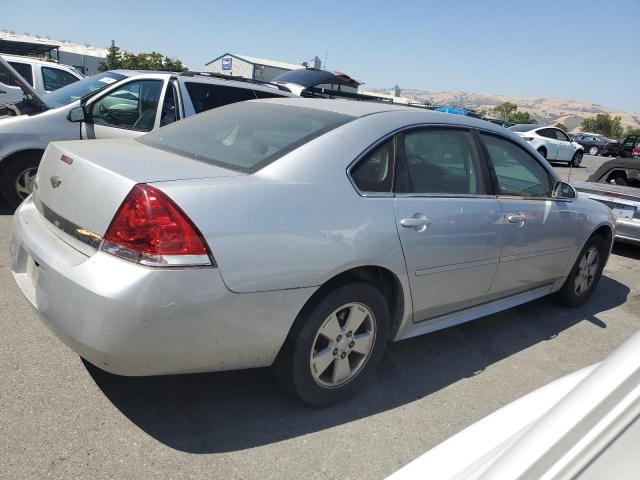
523;137;534;141
101;184;213;267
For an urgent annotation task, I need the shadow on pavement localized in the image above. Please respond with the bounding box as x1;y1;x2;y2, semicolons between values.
613;243;640;260
0;199;12;216
85;275;629;454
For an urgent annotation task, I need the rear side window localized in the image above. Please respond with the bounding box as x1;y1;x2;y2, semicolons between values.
253;89;286;99
41;67;78;91
185;82;256;113
3;61;33;86
537;128;554;139
139;102;353;173
481;133;553;197
351;140;394;193
397;129;485;195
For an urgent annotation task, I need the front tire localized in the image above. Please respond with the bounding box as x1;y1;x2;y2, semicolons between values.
571;151;583;167
554;235;606;307
273;282;389;407
0;151;41;209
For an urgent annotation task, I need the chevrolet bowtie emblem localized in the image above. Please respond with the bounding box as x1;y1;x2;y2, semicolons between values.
50;176;62;189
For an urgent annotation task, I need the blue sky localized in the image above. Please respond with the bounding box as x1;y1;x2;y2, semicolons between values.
3;0;639;111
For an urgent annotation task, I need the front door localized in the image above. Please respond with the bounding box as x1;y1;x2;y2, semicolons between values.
554;128;575;161
82;79;165;139
394;128;503;321
479;132;577;295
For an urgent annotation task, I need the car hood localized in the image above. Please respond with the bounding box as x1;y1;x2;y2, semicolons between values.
0;55;47;111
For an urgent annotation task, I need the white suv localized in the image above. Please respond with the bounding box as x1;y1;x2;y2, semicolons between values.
0;54;83;105
0;58;293;207
510;124;584;167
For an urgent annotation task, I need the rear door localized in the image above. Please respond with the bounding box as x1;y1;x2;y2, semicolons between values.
393;127;503;321
621;136;638;158
537;128;559;159
554;128;575;161
81;77;166;139
479;132;577;295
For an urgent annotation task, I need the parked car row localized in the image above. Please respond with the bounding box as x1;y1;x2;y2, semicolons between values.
0;56;294;207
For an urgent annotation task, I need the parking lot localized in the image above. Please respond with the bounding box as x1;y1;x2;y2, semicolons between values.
0;154;638;479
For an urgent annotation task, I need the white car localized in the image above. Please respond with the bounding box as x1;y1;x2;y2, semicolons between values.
388;331;640;480
0;54;83;104
510;124;584;167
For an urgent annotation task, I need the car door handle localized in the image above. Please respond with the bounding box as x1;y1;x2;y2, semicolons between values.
507;214;527;224
400;217;432;230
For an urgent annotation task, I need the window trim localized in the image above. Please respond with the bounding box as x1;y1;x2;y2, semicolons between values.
475;128;563;201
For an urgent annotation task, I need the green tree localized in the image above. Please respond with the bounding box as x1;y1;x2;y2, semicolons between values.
555;122;568;131
580;113;624;139
98;40;122;72
625;128;640;136
99;41;188;73
491;102;535;124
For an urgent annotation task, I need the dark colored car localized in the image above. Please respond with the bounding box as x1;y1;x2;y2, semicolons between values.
600;135;640;158
571;133;613;156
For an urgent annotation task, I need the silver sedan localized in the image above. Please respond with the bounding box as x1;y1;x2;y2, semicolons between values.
10;98;615;406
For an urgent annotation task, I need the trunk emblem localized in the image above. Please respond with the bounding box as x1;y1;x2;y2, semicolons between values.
50;176;62;189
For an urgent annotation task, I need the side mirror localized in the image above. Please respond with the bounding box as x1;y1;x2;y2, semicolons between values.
552;181;576;200
67;106;87;122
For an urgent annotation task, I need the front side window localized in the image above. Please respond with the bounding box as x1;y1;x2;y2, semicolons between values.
481;133;553;198
139;102;353;173
41;67;78;91
351;140;394;193
185;82;256;113
554;129;570;142
397;129;485;195
91;80;163;132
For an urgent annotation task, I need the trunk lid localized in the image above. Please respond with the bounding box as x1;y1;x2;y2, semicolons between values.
34;138;242;254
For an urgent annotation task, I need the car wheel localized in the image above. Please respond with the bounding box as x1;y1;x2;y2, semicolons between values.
0;151;42;209
588;146;599;156
537;147;547;159
571;151;583;167
273;282;389;407
554;235;606;307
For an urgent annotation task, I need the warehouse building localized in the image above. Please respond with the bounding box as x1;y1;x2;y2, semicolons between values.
0;31;107;75
205;53;322;82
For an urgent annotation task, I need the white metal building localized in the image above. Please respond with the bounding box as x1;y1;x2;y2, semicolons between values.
205;53;320;82
0;31;108;75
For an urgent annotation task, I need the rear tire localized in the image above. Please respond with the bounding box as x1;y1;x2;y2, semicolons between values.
554;235;606;307
273;282;389;407
537;147;547;159
0;151;42;209
588;146;599;156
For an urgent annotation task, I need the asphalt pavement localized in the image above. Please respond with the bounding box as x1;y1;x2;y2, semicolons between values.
0;155;638;479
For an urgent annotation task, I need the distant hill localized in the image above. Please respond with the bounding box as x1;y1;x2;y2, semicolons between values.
367;89;640;133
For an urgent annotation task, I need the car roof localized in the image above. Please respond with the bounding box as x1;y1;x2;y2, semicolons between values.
251;97;512;131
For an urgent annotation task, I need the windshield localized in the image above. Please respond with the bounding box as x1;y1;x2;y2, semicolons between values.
138;102;353;173
42;71;127;108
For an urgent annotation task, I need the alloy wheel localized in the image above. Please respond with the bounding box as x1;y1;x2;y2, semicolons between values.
574;247;599;296
15;167;38;200
589;146;599;156
309;302;376;388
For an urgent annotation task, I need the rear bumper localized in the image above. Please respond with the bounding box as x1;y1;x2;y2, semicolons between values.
615;218;640;244
10;197;315;376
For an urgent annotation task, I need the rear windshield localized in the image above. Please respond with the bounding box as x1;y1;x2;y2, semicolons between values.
138;102;353;173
